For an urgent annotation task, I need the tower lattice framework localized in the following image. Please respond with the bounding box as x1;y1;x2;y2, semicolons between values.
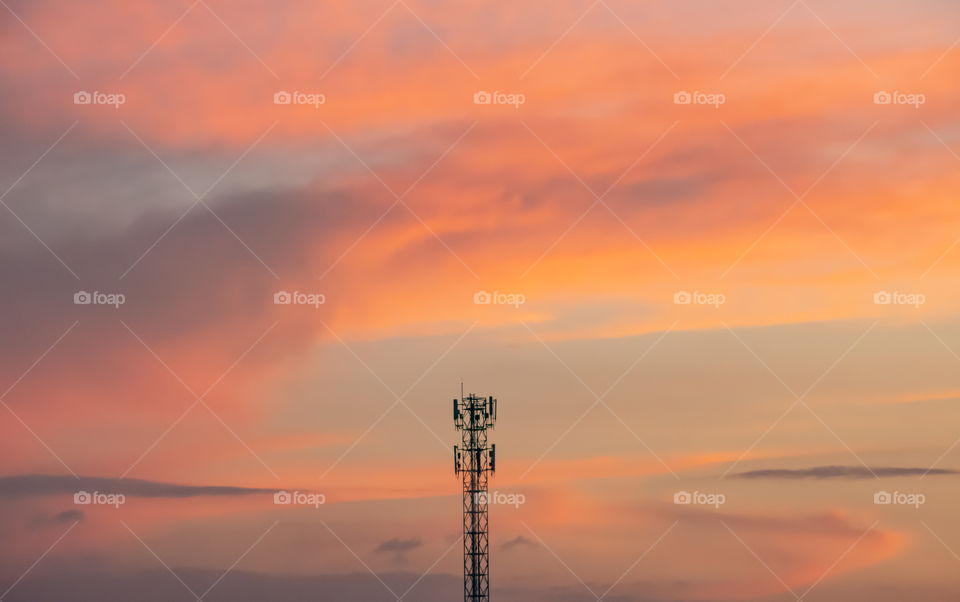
453;389;497;602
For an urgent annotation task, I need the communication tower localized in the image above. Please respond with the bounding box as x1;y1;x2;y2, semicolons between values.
453;386;497;601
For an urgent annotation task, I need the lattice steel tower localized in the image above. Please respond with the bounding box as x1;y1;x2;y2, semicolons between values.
453;387;497;602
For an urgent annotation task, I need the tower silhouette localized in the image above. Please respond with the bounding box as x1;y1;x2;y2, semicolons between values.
453;387;497;601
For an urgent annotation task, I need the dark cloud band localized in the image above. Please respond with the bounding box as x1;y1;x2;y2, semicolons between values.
0;474;276;498
734;466;957;480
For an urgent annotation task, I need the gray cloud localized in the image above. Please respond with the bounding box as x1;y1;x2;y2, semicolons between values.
0;566;946;602
373;537;422;564
28;509;84;529
0;569;459;602
0;474;276;498
733;466;959;480
374;537;422;554
501;535;536;550
51;509;84;522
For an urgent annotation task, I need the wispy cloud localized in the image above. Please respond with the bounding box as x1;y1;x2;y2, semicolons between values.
734;466;959;480
28;509;84;529
501;535;536;550
374;537;422;554
0;474;276;498
373;537;422;564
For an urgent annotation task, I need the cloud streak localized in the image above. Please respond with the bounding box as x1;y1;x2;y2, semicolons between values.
374;537;422;554
733;466;959;480
0;474;276;498
500;535;536;550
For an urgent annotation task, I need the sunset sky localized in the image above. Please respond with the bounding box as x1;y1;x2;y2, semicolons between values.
2;0;960;600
